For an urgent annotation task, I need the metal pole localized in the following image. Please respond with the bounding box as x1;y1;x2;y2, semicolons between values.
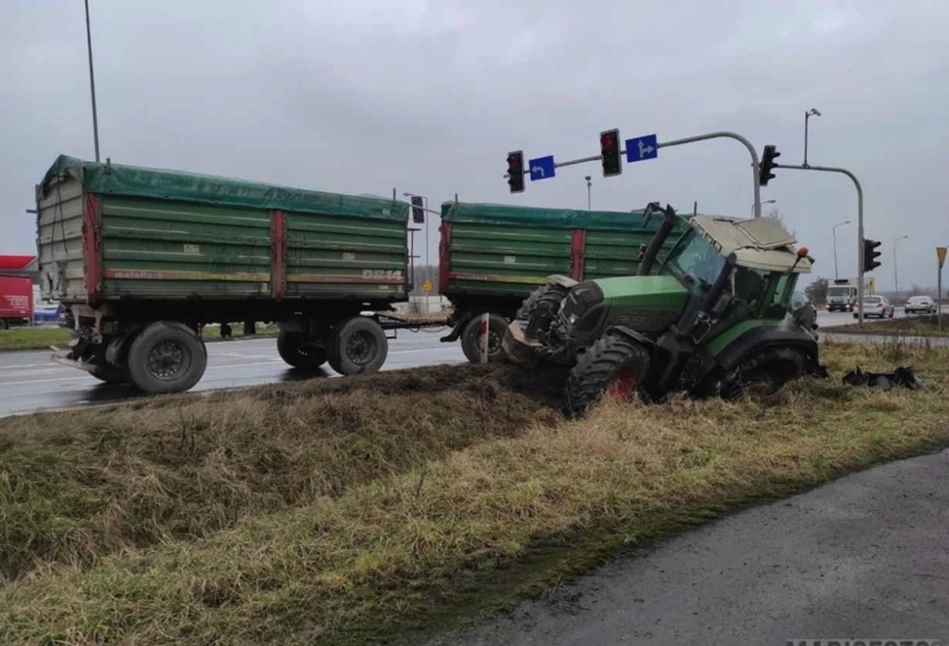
939;263;943;331
424;196;430;270
658;132;762;218
775;163;864;326
511;130;764;218
585;176;592;211
833;225;839;280
804;112;808;168
84;0;101;162
892;236;907;302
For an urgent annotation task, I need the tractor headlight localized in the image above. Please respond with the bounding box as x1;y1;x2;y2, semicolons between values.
561;281;606;334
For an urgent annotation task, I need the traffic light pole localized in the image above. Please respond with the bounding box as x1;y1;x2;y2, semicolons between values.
507;131;765;218
774;163;866;327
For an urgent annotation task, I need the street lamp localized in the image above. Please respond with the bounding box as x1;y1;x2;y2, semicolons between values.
804;107;821;168
84;0;101;162
584;176;592;211
832;219;851;279
753;199;776;216
893;235;908;301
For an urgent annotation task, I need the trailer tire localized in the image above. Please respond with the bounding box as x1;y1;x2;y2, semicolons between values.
88;363;129;385
327;316;388;376
126;321;208;394
461;313;508;363
277;331;327;369
564;331;651;417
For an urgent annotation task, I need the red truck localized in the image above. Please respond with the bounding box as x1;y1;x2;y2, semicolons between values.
0;275;33;329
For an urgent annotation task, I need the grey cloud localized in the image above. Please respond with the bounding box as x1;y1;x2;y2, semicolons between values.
2;0;947;282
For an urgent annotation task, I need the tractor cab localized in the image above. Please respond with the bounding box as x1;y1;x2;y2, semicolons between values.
503;203;820;415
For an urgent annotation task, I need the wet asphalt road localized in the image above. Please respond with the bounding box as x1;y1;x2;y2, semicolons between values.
0;310;937;419
0;329;464;418
426;449;949;646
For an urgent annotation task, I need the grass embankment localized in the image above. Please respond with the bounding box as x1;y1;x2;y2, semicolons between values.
822;313;949;337
0;324;281;352
1;340;948;644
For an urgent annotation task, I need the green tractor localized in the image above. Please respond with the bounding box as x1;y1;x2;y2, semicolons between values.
503;203;822;415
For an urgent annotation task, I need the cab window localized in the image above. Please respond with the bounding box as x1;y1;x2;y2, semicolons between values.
665;230;726;293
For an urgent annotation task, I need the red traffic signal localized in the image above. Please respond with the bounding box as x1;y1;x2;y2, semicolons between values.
507;150;525;193
600;128;622;177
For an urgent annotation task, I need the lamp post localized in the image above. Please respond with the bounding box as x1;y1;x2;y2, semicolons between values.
752;199;776;216
832;219;851;279
893;235;908;301
804;107;821;168
584;176;592;211
84;0;101;162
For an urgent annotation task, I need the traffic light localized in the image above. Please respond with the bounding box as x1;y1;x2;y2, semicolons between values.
863;238;882;272
410;196;424;223
759;144;780;186
600;129;622;177
507;150;525;193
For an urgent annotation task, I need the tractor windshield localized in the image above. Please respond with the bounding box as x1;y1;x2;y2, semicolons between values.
664;230;725;292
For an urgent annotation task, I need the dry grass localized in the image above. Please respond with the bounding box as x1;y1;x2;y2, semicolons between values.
1;340;947;645
822;313;949;337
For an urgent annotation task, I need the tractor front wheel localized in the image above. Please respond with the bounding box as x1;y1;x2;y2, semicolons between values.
515;283;569;322
564;332;651;417
720;347;806;400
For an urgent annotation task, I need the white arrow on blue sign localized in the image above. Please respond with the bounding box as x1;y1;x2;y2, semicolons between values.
625;134;658;163
529;155;556;181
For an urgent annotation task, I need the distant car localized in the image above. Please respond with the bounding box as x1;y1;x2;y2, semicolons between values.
854;294;895;319
904;295;937;315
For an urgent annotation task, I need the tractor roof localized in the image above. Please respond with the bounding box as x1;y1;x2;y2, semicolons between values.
689;215;812;273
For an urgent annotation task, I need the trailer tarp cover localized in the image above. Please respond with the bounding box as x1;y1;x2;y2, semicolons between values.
40;155;409;222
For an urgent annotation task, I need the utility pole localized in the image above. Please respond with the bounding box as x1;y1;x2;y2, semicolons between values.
832;219;850;280
892;235;908;302
84;0;101;162
584;176;592;211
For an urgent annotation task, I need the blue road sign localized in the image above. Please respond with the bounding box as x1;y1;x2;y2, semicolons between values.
625;134;658;163
529;155;556;181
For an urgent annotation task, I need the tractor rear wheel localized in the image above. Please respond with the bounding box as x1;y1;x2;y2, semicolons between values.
720;346;806;400
564;332;651;417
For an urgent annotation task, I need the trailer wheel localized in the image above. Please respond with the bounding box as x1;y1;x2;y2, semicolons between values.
564;332;651;417
126;321;208;394
277;330;327;369
460;313;508;363
88;363;129;385
327;316;388;376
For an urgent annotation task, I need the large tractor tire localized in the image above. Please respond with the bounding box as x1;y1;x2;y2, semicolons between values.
720;346;806;400
327;316;388;375
564;332;651;417
277;330;327;369
126;321;208;394
461;313;508;363
515;283;569;322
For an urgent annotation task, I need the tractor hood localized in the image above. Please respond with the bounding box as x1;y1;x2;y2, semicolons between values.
561;275;689;342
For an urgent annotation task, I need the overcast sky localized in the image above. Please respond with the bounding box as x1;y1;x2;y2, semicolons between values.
2;0;947;289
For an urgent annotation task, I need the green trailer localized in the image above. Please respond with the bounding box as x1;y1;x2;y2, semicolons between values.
36;155;421;393
437;201;690;362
